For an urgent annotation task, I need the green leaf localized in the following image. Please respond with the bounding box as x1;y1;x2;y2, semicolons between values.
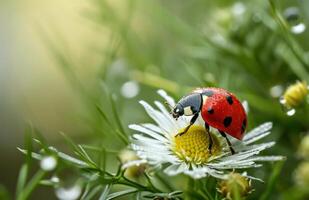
99;185;112;200
78;144;97;167
82;185;102;200
15;164;28;198
24;126;33;168
17;148;43;160
259;161;285;200
109;94;128;141
17;170;46;200
48;147;89;167
106;189;138;200
59;133;97;167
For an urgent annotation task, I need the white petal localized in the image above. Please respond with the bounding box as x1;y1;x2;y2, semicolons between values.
154;101;182;131
208;162;260;169
212;142;276;165
206;169;228;180
132;134;164;145
241;172;264;182
139;101;174;134
129;124;169;142
184;166;227;179
122;160;147;169
243;131;271;145
141;123;162;133
132;144;179;164
164;163;187;176
157;89;176;107
243;122;273;142
242;156;286;162
131;141;171;155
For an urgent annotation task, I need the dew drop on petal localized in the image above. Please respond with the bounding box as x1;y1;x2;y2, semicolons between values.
40;156;57;171
121;81;140;98
286;109;296;116
55;184;82;200
291;23;306;34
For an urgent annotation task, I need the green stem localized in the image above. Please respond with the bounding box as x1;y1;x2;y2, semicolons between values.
17;170;46;200
156;173;174;191
259;161;285;200
269;0;309;73
119;177;161;193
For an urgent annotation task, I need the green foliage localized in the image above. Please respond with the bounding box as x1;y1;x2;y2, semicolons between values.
14;0;309;199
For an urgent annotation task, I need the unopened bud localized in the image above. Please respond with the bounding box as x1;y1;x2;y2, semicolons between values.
297;134;309;159
218;172;252;200
119;149;146;179
294;161;309;189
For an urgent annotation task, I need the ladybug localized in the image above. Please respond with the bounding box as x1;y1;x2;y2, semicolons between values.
171;87;247;154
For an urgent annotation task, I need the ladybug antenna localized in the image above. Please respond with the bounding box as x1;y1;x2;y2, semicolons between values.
164;101;174;113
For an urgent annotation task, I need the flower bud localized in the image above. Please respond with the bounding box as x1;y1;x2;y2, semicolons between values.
119;149;146;179
297;134;309;159
294;161;309;189
218;172;252;200
281;81;308;109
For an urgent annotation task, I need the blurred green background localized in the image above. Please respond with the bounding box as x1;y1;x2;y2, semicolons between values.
1;0;309;199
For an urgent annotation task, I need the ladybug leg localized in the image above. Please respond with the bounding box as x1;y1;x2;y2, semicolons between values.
205;123;213;153
175;113;199;137
219;130;235;155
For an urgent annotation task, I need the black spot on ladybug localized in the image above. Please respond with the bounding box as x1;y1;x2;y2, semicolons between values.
207;108;214;114
203;90;214;97
241;119;247;134
226;95;233;105
223;116;232;127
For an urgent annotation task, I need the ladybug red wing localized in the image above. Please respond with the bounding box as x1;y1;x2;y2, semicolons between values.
196;88;247;140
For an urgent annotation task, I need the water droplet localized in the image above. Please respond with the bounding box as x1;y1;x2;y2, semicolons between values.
270;85;284;98
232;2;246;16
280;97;296;116
284;7;300;22
283;7;306;35
286;109;296;116
55;184;82;200
51;176;60;184
291;23;306;34
40;156;57;171
109;59;127;75
121;81;140;98
279;96;286;105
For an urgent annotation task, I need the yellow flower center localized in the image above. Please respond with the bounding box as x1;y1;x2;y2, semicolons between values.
173;125;221;165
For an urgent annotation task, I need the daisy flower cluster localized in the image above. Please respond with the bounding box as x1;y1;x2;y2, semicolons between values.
125;90;285;180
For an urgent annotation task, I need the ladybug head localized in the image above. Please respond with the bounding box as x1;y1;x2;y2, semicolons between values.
171;104;184;119
172;93;202;119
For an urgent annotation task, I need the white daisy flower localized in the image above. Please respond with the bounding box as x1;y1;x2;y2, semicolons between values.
126;90;285;180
